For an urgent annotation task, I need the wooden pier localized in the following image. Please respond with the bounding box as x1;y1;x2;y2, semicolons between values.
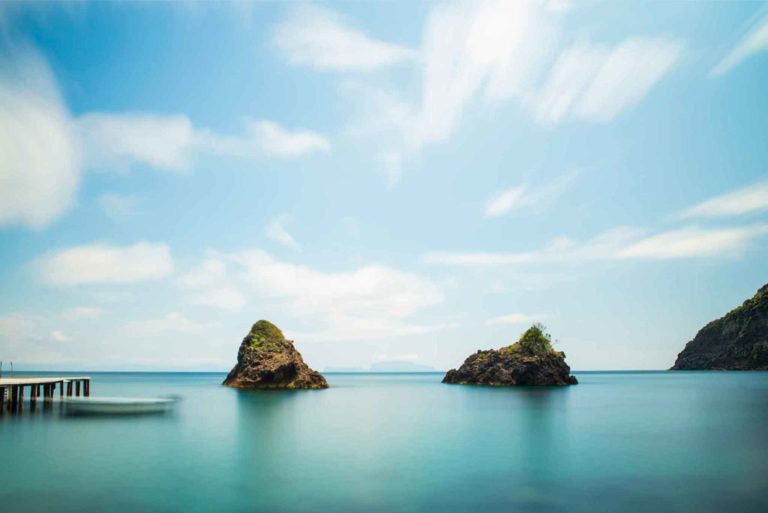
0;376;90;414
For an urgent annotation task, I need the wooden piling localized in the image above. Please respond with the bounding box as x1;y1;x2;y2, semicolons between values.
67;381;72;396
84;380;90;397
75;381;81;397
59;381;64;398
18;385;24;411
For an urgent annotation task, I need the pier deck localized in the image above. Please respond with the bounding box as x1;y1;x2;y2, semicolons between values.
0;376;91;413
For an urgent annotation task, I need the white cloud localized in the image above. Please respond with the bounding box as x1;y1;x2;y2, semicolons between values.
78;113;195;172
36;241;174;285
487;313;544;325
179;256;246;312
50;330;71;342
98;193;137;220
411;0;558;148
616;225;768;259
535;37;683;123
266;214;299;249
711;12;768;77
680;182;768;219
484;186;529;218
0;49;80;228
231;250;446;341
273;4;415;71
248;120;330;157
1;47;331;229
423;223;768;266
338;0;682;167
64;306;106;320
127;312;218;336
78;115;330;172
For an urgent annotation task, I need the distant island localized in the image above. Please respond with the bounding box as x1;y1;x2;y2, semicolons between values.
443;325;578;386
223;320;328;389
672;284;768;370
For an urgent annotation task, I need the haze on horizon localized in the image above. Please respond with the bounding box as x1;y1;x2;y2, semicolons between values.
1;0;767;372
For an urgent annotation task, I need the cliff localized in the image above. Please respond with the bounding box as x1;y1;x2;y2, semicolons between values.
223;320;328;389
672;284;768;370
443;325;578;386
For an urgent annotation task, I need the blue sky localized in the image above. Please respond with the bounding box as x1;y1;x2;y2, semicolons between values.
1;0;767;372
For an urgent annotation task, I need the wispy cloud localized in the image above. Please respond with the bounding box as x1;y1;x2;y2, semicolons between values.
273;4;416;72
616;225;768;259
411;0;558;148
423;223;768;266
680;181;768;219
35;242;174;285
484;172;579;219
0;48;79;228
266;214;299;249
484;186;529;218
711;11;768;77
78;114;330;173
333;0;683;181
534;37;683;124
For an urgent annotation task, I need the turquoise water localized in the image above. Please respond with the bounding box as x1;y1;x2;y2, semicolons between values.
2;371;767;513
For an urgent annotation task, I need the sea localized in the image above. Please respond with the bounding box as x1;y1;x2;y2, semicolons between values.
1;371;767;513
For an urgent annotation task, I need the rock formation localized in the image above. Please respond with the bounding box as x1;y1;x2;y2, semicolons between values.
223;320;328;389
672;284;768;370
443;325;578;386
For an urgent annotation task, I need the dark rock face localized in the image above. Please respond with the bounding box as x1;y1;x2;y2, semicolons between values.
443;325;578;386
223;320;328;389
672;284;768;370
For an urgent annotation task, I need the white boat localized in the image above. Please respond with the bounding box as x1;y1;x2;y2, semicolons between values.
63;396;177;416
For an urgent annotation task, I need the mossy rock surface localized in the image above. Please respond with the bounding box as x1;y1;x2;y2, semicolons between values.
223;320;328;389
443;324;577;386
247;320;289;352
672;283;768;370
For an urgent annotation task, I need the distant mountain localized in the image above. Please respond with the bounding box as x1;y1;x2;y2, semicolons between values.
323;367;367;373
672;284;768;370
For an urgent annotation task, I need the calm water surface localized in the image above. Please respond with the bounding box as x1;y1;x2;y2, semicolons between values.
1;371;767;513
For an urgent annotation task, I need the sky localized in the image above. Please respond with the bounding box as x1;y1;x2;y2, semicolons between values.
1;0;767;372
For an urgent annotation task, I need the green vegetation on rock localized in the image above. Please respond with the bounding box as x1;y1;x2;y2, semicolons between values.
247;320;286;351
672;283;768;370
504;324;555;356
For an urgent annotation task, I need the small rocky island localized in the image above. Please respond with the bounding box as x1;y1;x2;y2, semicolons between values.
443;325;578;386
223;320;328;389
672;283;768;370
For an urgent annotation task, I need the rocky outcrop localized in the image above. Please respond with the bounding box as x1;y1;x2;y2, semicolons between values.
223;320;328;389
443;325;578;386
672;284;768;370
